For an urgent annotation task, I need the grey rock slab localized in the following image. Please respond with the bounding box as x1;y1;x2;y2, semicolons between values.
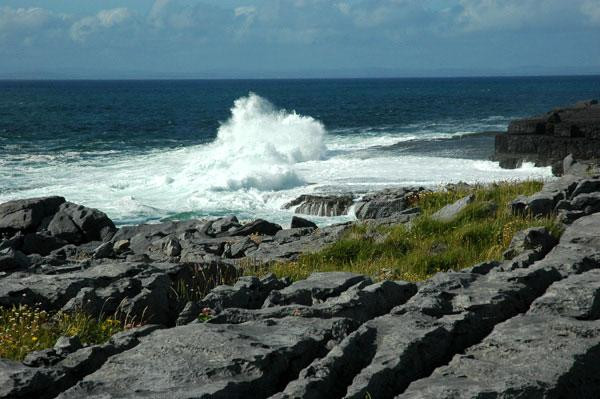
502;226;558;260
249;223;351;264
510;174;580;217
223;218;283;237
570;192;600;213
353;187;424;221
271;326;379;399
354;198;407;220
1;326;159;399
342;312;453;399
212;280;417;325
274;227;315;244
571;178;600;198
209;215;242;234
54;336;83;356
399;316;600;399
0;261;148;310
200;274;289;312
223;236;257;258
431;194;474;222
162;237;182;257
529;268;600;320
22;348;64;368
58;317;355;399
111;219;209;243
340;261;565;399
263;272;372;307
0;359;65;399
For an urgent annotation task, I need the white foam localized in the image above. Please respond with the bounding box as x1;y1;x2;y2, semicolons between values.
0;95;553;226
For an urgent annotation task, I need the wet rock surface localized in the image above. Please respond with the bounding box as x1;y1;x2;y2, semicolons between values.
283;194;354;217
282;187;427;221
3;179;600;398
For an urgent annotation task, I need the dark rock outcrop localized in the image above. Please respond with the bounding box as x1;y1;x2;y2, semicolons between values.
283;194;354;217
494;100;600;173
354;187;425;220
0;197;116;258
291;216;318;229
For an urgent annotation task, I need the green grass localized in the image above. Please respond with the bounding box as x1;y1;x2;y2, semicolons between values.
253;180;562;282
0;304;124;361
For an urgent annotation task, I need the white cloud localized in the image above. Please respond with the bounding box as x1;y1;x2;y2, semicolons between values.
581;0;600;25
235;6;257;18
0;6;70;45
70;8;132;42
455;0;591;32
0;7;51;30
149;0;171;28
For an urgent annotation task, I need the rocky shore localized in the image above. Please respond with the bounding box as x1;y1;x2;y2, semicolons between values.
494;99;600;174
3;155;600;397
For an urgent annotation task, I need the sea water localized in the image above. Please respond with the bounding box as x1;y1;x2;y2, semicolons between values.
2;76;600;226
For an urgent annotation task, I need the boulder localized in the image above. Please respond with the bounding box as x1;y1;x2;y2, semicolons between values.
161;237;182;257
503;227;558;260
209;215;242;234
175;301;200;326
112;239;130;254
200;274;290;312
0;196;65;235
225;219;282;237
50;202;116;242
47;212;83;243
291;215;318;229
92;242;114;259
223;237;257;258
21;232;68;256
0;248;31;272
263;272;371;307
431;194;474;222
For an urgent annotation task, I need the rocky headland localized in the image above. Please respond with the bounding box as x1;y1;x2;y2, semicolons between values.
494;99;600;174
3;125;600;396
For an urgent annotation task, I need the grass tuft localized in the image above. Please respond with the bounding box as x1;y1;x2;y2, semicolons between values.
0;304;124;361
257;180;562;282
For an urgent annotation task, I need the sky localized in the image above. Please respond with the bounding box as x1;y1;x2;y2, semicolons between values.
0;0;599;78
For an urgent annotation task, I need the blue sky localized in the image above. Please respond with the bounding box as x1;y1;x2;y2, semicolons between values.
1;0;599;78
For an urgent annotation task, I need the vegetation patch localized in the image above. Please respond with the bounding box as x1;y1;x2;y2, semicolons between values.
0;304;124;361
261;181;562;282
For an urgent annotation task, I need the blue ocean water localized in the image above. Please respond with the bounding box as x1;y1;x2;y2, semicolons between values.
2;76;600;225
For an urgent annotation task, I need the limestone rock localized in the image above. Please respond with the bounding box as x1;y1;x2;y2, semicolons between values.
431;194;474;222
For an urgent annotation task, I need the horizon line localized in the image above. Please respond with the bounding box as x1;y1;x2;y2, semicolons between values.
2;72;600;81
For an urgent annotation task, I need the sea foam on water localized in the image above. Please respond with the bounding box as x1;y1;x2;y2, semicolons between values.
0;93;553;226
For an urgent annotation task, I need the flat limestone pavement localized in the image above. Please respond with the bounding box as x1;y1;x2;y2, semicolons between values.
3;189;600;397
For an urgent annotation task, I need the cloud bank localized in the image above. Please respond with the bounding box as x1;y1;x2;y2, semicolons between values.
0;0;599;77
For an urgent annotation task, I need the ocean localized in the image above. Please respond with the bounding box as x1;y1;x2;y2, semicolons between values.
2;76;600;226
